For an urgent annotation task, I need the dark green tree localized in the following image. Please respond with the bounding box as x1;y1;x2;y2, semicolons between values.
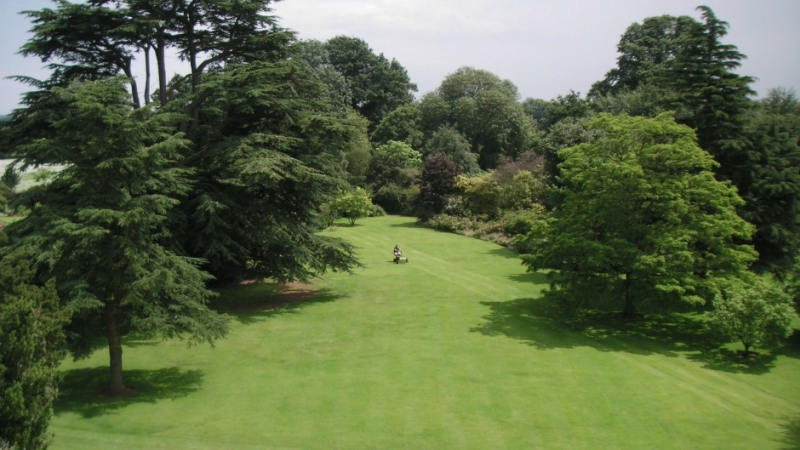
178;60;363;283
739;89;800;274
588;14;697;97
420;67;535;169
519;113;756;317
524;91;591;133
371;103;424;149
0;238;68;450
324;36;417;130
417;153;462;218
664;6;755;184
423;126;480;175
7;78;230;395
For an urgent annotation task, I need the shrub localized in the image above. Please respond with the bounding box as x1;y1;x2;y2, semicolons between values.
502;206;546;236
426;214;473;233
373;184;418;215
368;204;386;217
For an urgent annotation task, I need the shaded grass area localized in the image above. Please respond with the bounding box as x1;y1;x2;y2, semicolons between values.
472;296;793;374
49;216;800;450
781;414;800;450
55;367;204;418
210;281;343;324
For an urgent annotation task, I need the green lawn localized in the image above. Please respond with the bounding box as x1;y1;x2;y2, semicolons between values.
49;216;800;449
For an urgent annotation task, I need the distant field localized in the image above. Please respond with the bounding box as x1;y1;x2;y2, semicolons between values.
48;216;800;449
0;158;65;192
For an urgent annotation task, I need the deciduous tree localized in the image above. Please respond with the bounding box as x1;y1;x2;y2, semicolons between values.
706;274;797;355
420;67;535;169
330;187;372;225
324;36;416;130
519;113;756;317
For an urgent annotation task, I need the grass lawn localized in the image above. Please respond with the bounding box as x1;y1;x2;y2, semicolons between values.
49;216;800;449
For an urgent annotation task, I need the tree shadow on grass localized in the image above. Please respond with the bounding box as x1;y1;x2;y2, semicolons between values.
507;272;550;285
471;297;781;374
211;282;344;325
55;366;204;418
388;220;422;228
779;414;800;450
486;247;522;260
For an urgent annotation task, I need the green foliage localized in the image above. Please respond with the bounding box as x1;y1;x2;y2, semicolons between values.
520;113;757;317
293;39;353;112
420;67;535;169
366;141;421;196
324;36;417;129
423;126;480;175
330;187;373;225
663;7;755;181
588;14;698;97
499;170;544;211
739;88;800;274
504;207;546;240
178;60;361;284
706;274;798;354
426;214;475;233
0;240;68;450
371;103;424;149
372;184;419;215
535;116;599;189
526;91;592;133
455;174;502;220
417;153;462;219
340;111;372;186
6;77;230;393
374;140;422;168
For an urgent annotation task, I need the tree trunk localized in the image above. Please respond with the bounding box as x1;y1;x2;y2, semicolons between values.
156;29;168;107
622;273;637;318
144;44;151;106
123;60;141;109
105;299;130;396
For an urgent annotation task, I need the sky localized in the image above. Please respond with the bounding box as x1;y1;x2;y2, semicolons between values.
1;0;799;115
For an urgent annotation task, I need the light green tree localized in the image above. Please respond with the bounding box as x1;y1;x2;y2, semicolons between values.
706;274;798;355
519;113;757;317
331;187;373;225
455;174;502;220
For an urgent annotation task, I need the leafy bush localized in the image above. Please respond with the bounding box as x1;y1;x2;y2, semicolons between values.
502;207;546;236
426;214;474;233
706;274;798;355
368;203;386;217
373;184;418;215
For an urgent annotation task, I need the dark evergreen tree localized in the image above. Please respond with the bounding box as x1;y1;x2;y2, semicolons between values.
664;6;755;185
739;89;800;274
6;78;229;395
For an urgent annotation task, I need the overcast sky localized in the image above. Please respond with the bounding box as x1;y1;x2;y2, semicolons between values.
1;0;798;115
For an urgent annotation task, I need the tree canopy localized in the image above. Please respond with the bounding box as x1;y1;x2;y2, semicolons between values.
519;113;756;317
419;67;535;169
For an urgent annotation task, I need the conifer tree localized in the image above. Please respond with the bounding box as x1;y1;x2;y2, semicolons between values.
7;78;229;395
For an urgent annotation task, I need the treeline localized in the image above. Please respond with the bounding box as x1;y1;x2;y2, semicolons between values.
0;2;798;449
